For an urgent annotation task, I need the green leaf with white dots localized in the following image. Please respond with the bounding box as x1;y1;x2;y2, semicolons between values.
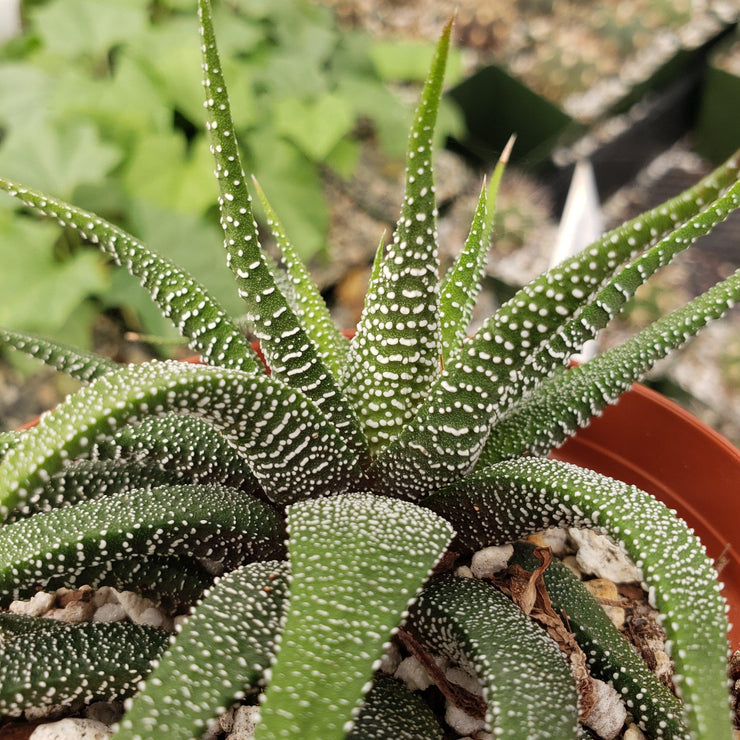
438;138;512;366
348;674;443;740
0;327;117;381
0;484;282;606
423;457;732;739
252;176;350;378
487;176;740;430
367;152;740;500
411;575;581;738
509;542;689;740
114;560;289;740
197;0;368;462
257;492;454;740
0;612;169;719
341;21;452;454
0;431;19;463
0;177;257;373
480;266;740;462
0;359;361;519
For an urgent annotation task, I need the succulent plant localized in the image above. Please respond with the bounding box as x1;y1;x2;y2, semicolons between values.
1;1;739;738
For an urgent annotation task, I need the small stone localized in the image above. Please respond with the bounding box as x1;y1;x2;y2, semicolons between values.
91;587;117;608
25;704;69;722
378;641;402;674
115;592;166;627
84;702;123;727
219;707;236;732
527;527;569;556
9;591;55;617
445;666;483;696
583;578;619;602
570;528;641;583
137;607;167;630
561;555;583;577
395;656;434;691
454;565;473;578
623;723;647;739
583;678;627;740
57;586;92;607
30;718;112;739
50;600;95;624
445;703;486;736
470;545;514;579
92;603;127;623
227;705;260;739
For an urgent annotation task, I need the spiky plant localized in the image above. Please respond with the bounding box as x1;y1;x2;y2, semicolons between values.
0;2;738;738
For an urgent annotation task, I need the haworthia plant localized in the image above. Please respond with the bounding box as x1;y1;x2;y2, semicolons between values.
0;1;737;737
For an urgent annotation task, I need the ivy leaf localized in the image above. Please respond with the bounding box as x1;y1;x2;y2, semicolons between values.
275;94;356;162
122;133;216;217
30;0;149;63
0;211;109;335
0;122;122;200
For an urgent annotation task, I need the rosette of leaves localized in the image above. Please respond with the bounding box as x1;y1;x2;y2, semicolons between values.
0;1;739;738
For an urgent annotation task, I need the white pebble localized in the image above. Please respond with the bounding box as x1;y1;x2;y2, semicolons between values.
9;591;55;617
394;656;434;691
623;723;647;740
570;529;640;583
454;565;473;578
470;545;514;578
30;718;112;740
378;641;402;674
445;666;483;696
92;603;126;623
583;678;627;740
227;705;260;739
445;703;486;736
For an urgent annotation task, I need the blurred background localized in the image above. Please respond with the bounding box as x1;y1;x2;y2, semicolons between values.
0;0;738;443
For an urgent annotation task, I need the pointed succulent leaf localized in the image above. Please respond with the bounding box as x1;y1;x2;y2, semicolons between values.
0;484;283;606
411;575;580;738
253;176;350;377
0;178;257;372
257;492;454;740
438;182;488;365
341;21;452;453
0;613;169;719
11;414;259;519
423;457;731;739
367;153;740;499
0;327;117;381
438;138;512;365
0;360;360;519
0;431;18;462
114;560;289;740
347;674;443;740
480;266;740;462
9;457;184;520
100;414;258;491
513;177;740;398
197;0;368;461
509;542;689;740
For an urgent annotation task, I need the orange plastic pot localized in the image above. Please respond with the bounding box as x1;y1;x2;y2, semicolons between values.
553;382;740;648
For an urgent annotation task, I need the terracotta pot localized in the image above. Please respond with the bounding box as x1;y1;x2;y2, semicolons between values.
552;382;740;648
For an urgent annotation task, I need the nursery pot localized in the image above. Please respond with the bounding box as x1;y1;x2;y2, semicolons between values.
551;382;740;648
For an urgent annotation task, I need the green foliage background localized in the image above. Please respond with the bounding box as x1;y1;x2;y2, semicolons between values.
0;0;462;346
